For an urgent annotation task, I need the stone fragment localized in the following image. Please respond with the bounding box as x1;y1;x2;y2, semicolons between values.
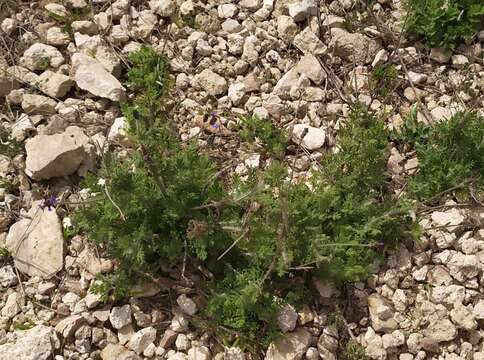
127;327;157;354
110;304;132;330
293;27;327;55
22;94;57;115
0;325;56;360
6;201;64;278
71;53;125;101
265;328;311;360
188;346;210;360
38;70;73;98
195;69;228;96
367;293;398;332
25;126;89;179
1;292;22;318
423;318;457;342
20;43;64;70
0;265;17;287
329;28;380;64
277;16;298;40
277;304;298;333
176;294;197;316
149;0;176;17
55;315;86;338
450;302;477;331
46;27;70;46
292;124;326;150
159;329;178;349
430;48;451;63
101;343;141;360
294;54;325;84
107;117;131;146
288;0;318;22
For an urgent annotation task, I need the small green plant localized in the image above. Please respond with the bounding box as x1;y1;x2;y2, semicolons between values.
47;8;89;36
405;0;484;50
369;64;398;101
393;110;484;201
341;339;372;360
75;47;418;349
0;126;22;158
238;116;288;158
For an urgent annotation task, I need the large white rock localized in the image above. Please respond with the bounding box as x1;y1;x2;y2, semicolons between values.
292;124;326;150
288;0;318;22
6;201;64;278
149;0;176;17
294;54;325;84
20;43;64;71
22;94;57;115
293;27;327;55
0;325;56;360
71;53;125;101
25;126;90;179
101;343;141;360
110;304;132;329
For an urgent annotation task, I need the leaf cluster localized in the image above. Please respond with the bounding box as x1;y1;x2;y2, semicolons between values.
405;0;484;50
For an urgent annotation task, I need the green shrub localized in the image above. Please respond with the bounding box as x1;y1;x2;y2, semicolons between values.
393;110;484;201
75;46;417;347
405;0;484;50
369;64;398;101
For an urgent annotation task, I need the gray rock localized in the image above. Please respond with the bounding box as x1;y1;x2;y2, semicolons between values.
148;0;176;17
71;53;126;101
176;294;197;316
20;43;64;70
110;304;132;329
0;325;56;360
0;265;17;288
6;201;64;278
127;327;156;354
266;328;311;360
101;343;141;360
37;70;73;98
195;69;228;96
25;126;90;179
293;27;327;55
288;0;318;22
368;293;398;332
329;28;380;64
22;94;57;115
277;304;298;333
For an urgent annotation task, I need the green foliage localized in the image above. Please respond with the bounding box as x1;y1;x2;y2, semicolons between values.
401;111;484;201
341;339;371;360
392;110;484;201
0;126;22;158
369;64;398;101
405;0;484;50
47;8;89;36
75;47;418;348
238;116;288;158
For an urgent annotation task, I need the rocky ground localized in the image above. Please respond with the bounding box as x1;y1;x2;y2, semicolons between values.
0;0;484;359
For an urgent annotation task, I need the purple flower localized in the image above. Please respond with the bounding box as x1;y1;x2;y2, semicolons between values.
40;194;57;211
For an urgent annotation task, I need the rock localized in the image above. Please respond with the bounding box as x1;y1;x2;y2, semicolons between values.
448;253;478;281
292;124;326;150
367;293;398;332
107;117;131;146
218;4;238;18
6;201;64;278
317;330;338;360
382;330;405;349
430;48;451;63
37;70;73;98
403;87;427;102
72;20;99;35
431;285;465;305
55;315;86;338
277;304;298;333
329;28;380;64
159;329;178;349
473;300;484;320
450;302;477;331
6;66;39;86
372;49;388;67
225;347;246;360
0;265;17;287
45;3;68;17
277;16;299;40
127;327;157;354
0;325;56;360
195;69;228;96
240;0;262;11
293;27;327;55
423;318;457;342
431;209;464;229
101;343;141;360
110;304;132;329
188;346;210;360
265;328;311;360
294;54;325;84
175;333;190;351
228;83;246;105
20;43;64;70
176;294;197;316
273;68;299;98
1;292;22;318
12;114;35;141
71;53;125;101
288;0;318;22
22;94;57;114
149;0;176;17
1;18;17;35
364;327;386;360
46;27;70;46
407;71;427;85
25;126;89;179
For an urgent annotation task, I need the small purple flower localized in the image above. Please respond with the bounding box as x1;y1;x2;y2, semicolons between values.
40;194;57;211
